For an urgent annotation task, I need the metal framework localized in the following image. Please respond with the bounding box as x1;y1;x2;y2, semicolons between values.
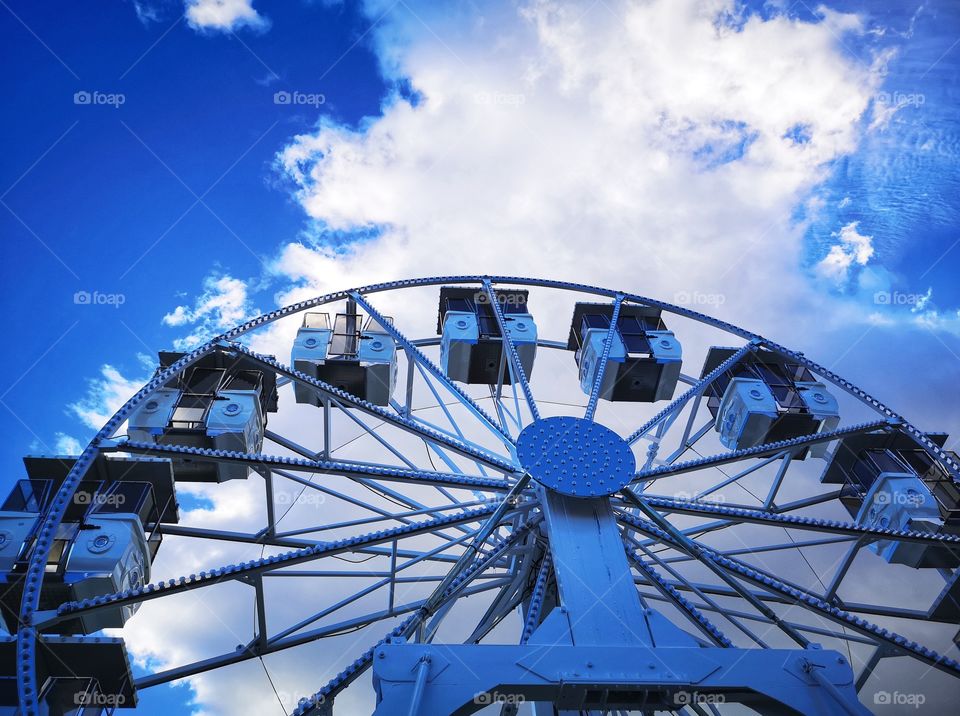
8;275;960;715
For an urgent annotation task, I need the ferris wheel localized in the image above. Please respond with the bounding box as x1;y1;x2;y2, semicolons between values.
4;275;960;715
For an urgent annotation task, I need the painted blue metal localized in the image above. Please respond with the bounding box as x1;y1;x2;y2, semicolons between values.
856;473;945;566
516;416;635;497
370;642;868;715
11;275;960;716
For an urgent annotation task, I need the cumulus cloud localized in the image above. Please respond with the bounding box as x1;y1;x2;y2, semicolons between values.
53;432;83;455
69;364;148;430
271;0;886;345
815;220;875;285
163;274;258;350
185;0;269;33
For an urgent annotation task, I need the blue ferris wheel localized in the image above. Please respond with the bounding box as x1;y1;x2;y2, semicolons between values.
3;276;960;715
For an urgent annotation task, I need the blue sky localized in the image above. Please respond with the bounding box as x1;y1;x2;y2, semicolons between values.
0;0;385;467
2;1;960;714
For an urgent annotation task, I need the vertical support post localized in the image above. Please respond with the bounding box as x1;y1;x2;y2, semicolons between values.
388;540;398;615
540;491;651;645
404;355;415;418
322;398;331;459
407;655;432;716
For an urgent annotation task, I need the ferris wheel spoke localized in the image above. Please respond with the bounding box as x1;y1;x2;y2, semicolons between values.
636;494;960;550
624;545;734;648
112;440;508;494
134;578;510;692
635;589;879;647
620;490;811;647
758;341;960;481
224;341;518;474
584;294;624;421
349;291;514;449
625;341;758;446
625;533;774;649
36;505;504;633
619;508;960;677
292;516;542;716
481;279;540;424
631;419;892;486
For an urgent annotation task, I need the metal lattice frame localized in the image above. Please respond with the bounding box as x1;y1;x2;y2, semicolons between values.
14;276;960;715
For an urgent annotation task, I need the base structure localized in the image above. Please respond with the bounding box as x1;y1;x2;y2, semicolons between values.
371;642;867;715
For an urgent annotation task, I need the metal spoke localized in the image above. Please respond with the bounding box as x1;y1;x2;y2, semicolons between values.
584;294;624;421
482;279;540;423
350;291;514;447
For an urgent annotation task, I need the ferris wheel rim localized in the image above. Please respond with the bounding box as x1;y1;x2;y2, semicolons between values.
14;274;960;715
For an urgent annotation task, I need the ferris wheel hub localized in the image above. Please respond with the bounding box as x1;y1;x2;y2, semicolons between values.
516;416;636;497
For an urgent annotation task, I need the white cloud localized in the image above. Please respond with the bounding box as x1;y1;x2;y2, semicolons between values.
53;432;83;455
815;220;875;285
69;365;147;430
272;0;886;343
185;0;269;33
163;274;258;350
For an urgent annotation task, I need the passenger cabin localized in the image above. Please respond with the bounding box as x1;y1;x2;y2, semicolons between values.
820;432;960;569
0;634;137;715
127;350;279;481
0;454;178;636
567;303;681;402
700;347;840;456
291;310;397;406
438;287;537;385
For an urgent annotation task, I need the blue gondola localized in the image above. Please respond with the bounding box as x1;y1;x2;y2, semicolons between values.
128;350;279;481
438;287;537;384
0;455;177;635
821;432;960;568
567;303;681;402
701;347;840;456
291;310;397;406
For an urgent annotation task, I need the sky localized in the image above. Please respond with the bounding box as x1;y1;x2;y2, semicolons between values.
2;0;960;714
